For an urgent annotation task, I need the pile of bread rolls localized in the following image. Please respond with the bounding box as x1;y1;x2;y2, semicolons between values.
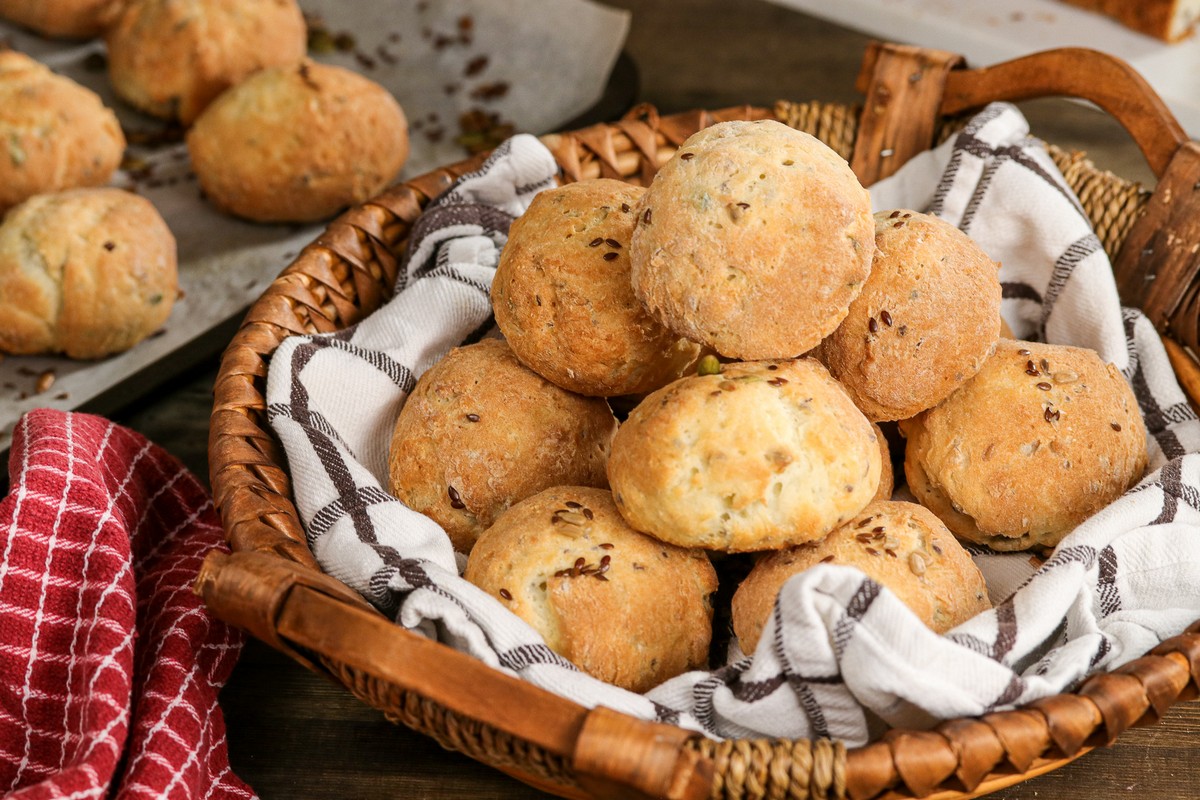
0;0;409;359
387;119;1149;691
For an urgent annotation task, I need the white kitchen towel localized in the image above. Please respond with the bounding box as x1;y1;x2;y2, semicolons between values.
265;107;1200;745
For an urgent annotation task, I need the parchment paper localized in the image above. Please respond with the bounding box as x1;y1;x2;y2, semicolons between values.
0;0;629;454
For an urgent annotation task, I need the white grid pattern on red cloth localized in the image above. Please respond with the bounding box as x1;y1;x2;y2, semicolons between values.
0;409;254;800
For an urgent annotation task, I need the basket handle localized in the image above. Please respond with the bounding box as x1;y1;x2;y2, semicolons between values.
197;549;713;800
938;47;1189;179
853;42;1190;183
853;41;1200;388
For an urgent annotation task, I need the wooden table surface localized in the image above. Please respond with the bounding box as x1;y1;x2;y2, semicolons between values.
113;0;1198;797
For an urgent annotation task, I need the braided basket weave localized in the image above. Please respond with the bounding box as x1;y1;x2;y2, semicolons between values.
197;43;1200;800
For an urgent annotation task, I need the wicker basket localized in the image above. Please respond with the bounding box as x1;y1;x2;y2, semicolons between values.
197;42;1200;800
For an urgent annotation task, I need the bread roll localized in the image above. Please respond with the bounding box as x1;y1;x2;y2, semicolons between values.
732;500;991;653
0;0;122;38
188;60;409;222
0;188;177;358
0;51;125;212
630;119;874;360
388;339;617;554
1058;0;1199;42
901;339;1148;550
466;486;717;692
608;358;881;552
106;0;306;124
493;178;702;396
820;210;1001;421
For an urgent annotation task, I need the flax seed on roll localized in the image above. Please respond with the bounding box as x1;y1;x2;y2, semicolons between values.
388;339;617;554
819;210;1002;422
188;59;409;222
0;188;177;358
629;119;874;360
731;500;991;653
106;0;306;124
0;51;125;213
466;486;717;693
607;358;881;552
492;179;702;397
900;339;1148;551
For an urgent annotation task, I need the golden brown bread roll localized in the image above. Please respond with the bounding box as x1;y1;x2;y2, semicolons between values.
732;500;991;653
629;119;874;360
608;358;881;552
819;210;1002;421
0;0;123;38
466;486;717;692
188;60;409;222
388;339;617;554
106;0;306;124
492;178;702;397
901;339;1148;551
0;188;177;358
0;51;125;213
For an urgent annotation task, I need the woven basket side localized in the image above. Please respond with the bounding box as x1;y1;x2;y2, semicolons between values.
690;737;846;800
321;655;581;792
206;99;1193;800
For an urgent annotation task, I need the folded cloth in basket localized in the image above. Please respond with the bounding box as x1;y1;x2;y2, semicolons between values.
265;106;1200;745
0;410;253;799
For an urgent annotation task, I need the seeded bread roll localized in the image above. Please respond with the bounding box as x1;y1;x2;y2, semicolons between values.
901;339;1148;551
0;0;122;38
629;119;874;360
466;486;717;693
493;179;703;397
106;0;306;124
0;188;177;358
388;339;617;554
188;60;409;222
731;500;991;653
608;358;881;552
0;51;125;213
820;210;1002;421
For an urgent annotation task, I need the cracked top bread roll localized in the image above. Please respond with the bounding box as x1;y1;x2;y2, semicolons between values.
0;188;177;359
188;59;409;222
106;0;306;124
465;486;717;693
388;339;617;554
819;210;1002;422
630;119;874;360
492;179;702;397
900;339;1148;551
731;500;991;654
608;358;881;552
0;51;125;213
0;0;122;38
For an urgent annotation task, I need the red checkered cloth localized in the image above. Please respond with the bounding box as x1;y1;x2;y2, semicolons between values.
0;409;254;799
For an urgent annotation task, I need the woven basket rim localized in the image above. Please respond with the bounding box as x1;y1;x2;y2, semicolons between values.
204;45;1200;800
